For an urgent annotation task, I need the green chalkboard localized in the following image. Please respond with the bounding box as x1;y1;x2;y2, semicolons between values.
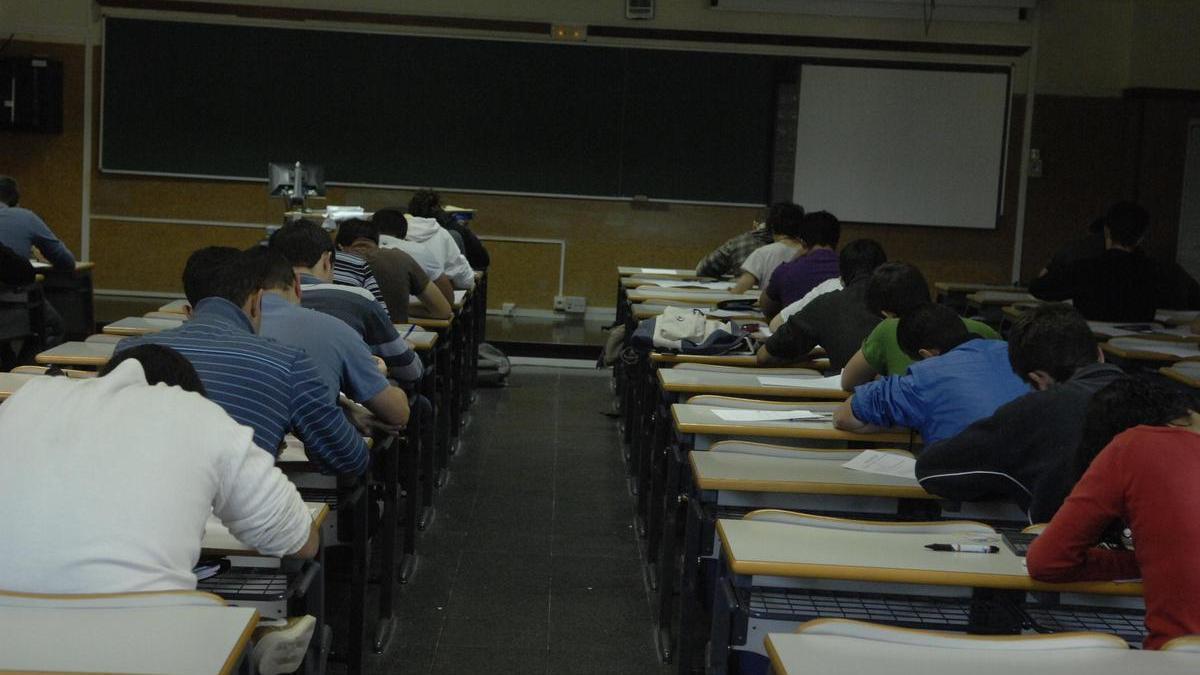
101;18;777;203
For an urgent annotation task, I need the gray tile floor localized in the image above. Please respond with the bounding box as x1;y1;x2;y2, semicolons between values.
365;365;672;674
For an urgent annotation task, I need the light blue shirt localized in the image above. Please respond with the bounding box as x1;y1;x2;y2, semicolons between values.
851;338;1032;446
0;204;76;269
259;292;390;405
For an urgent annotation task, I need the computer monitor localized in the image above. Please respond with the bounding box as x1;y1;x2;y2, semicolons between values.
267;161;326;209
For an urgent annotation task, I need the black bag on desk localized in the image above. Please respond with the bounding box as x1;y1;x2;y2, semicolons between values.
476;342;511;387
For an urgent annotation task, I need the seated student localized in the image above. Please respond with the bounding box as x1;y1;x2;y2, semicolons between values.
118;247;369;475
0;175;76;344
0;241;35;286
1027;378;1200;649
833;303;1030;446
694;215;778;279
0;345;316;594
841;262;999;391
372;208;455;303
768;276;843;330
409;189;490;270
915;304;1125;522
249;247;409;433
402;205;475;290
730;202;805;294
760;211;841;318
756;238;887;371
1029;202;1161;321
268;221;423;386
1041;216;1106;277
335;218;452;322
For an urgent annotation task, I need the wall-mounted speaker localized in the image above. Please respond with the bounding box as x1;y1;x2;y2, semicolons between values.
0;57;64;134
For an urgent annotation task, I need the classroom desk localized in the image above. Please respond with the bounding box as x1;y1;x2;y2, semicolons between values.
35;340;116;367
626;287;759;305
934;281;1024;295
650;352;828;369
618;266;709;278
0;603;258;675
102;315;185;336
621;276;735;290
1100;336;1200;365
632;303;764;321
158;298;189;314
1155;309;1200;326
672;400;918;450
395;324;438;351
966;290;1038;307
763;632;1198;675
1160;360;1200;388
658;368;847;400
1086;321;1198;341
32;260;96;340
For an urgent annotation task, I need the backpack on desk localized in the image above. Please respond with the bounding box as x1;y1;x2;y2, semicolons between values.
630;306;750;355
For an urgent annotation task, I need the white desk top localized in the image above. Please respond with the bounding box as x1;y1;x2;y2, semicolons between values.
621;276;736;290
632;304;764;321
626;287;759;305
0;604;257;675
934;281;1025;294
1156;309;1200;326
0;372;38;400
690;448;928;498
103;316;185;336
395;324;438;350
203;502;328;556
659;369;847;400
35;341;116;366
1086;321;1196;341
967;290;1038;305
765;632;1196;675
673;401;916;445
407;288;468;308
1103;336;1200;362
617;266;705;278
1161;360;1200;388
716;518;1139;595
158;298;189;314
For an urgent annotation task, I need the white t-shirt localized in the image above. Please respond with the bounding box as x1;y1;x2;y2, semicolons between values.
740;241;804;285
379;234;445;283
776;277;845;322
0;361;312;594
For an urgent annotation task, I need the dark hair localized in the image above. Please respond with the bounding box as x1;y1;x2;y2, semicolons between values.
1104;202;1149;248
373;208;409;239
335;218;380;248
1007;304;1098;384
866;262;930;316
100;344;207;395
765;202;805;239
896;303;971;359
798;211;840;248
838;239;887;284
0;175;18;207
408;189;442;219
269;220;335;268
242;245;296;292
1075;377;1189;480
182;246;244;306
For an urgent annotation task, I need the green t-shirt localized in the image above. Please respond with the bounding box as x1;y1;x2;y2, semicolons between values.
861;317;1000;376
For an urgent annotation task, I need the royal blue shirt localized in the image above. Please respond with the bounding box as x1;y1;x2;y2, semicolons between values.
850;338;1031;446
0;204;76;270
118;297;369;475
259;292;390;405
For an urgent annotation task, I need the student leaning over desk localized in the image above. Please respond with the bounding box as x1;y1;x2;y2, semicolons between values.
1028;378;1200;649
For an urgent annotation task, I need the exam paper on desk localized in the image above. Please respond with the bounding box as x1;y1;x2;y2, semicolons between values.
842;450;917;480
640;268;678;275
757;374;843;389
710;408;832;422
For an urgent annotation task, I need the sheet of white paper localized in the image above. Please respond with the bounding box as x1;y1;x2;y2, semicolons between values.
842;450;917;480
640;267;678;274
29;260;51;269
704;309;759;318
757;374;843;389
711;408;831;422
1110;337;1200;358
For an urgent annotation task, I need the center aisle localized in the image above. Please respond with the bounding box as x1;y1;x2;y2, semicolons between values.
371;365;672;674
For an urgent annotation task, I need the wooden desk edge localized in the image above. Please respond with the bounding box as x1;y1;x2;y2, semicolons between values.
220;607;261;675
1160;366;1200;388
673;411;916;445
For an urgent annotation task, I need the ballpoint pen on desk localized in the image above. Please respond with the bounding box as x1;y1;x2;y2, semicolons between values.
925;543;999;554
404;325;416;338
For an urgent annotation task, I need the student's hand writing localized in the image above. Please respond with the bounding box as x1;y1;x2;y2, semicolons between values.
373;356;388;375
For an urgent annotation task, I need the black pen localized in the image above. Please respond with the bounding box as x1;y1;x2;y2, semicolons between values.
925;543;999;554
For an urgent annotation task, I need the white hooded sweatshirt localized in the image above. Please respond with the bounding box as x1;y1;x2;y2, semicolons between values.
403;215;476;289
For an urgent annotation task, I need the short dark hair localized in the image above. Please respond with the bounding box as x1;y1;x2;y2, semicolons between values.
408;189;442;218
100;344;207;395
765;202;805;239
866;262;929;316
1104;202;1149;247
0;175;18;207
182;246;242;306
838;239;887;284
242;245;296;292
269;220;335;268
1075;377;1188;480
373;208;409;239
335;218;380;248
1007;304;1098;384
798;211;840;248
896;303;971;359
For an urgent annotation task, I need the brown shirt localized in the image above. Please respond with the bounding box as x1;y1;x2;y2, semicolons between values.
364;248;430;323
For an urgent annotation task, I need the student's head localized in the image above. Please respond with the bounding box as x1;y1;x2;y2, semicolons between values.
1103;202;1149;249
838;239;887;285
269;220;335;281
408;189;443;219
866;262;929;317
100;344;207;395
797;210;839;249
0;175;19;207
1075;377;1191;480
373;208;409;239
335;218;380;251
1006;304;1101;390
243;245;299;300
896;303;971;361
182;246;267;328
765;202;805;240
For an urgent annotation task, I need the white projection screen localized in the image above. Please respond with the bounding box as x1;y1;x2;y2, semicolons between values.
793;63;1011;229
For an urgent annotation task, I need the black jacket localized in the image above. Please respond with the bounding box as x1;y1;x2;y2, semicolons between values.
1029;249;1162;321
914;363;1125;523
435;212;490;270
763;278;880;371
0;243;35;287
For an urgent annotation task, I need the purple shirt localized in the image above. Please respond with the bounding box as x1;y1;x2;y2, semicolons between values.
765;247;840;308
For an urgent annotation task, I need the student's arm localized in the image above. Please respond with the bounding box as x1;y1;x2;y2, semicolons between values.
835;375;924;435
1026;440;1140;582
731;271;758;294
695;240;734;277
415;280;453;319
915;399;1033;505
288;353;371;476
212;430;319;558
841;350;879;391
363;385;410;428
338;339;409;428
433;274;455;303
440;233;476;289
1027;261;1079;302
27;212;76;270
756;310;819;366
759;286;782;319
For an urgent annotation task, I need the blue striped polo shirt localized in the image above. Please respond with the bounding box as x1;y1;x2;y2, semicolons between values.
117;297;369;475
